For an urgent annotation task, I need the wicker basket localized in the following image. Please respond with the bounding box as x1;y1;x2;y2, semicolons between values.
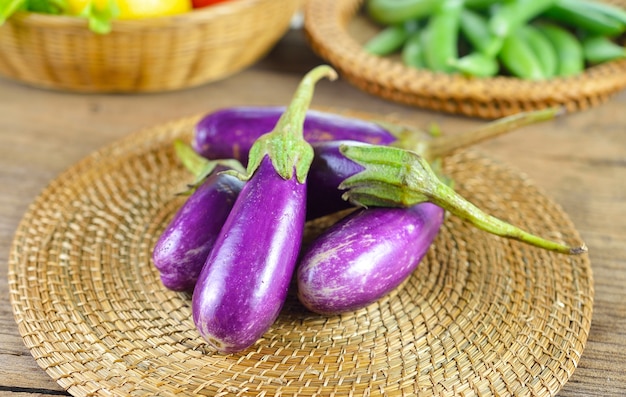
304;0;626;119
0;0;301;93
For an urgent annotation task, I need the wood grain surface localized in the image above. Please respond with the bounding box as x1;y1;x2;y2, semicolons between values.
1;29;625;396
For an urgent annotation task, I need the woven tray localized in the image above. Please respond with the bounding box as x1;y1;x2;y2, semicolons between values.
304;0;626;119
8;114;593;396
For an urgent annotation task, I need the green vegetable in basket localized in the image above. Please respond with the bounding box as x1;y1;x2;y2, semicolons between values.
499;26;546;80
0;0;24;23
536;23;585;77
401;29;425;68
582;34;626;64
1;0;68;23
488;0;556;38
366;0;440;25
363;0;626;79
543;0;626;36
422;0;463;73
459;8;503;57
449;52;498;77
68;0;191;20
69;0;119;34
0;0;192;33
25;0;65;13
364;20;418;56
520;24;558;78
67;0;192;33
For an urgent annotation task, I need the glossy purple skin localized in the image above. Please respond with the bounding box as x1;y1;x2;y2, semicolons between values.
152;166;244;292
192;156;306;353
297;203;445;315
307;140;366;220
192;106;397;163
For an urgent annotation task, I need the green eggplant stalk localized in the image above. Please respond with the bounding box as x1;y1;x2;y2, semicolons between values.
338;144;587;255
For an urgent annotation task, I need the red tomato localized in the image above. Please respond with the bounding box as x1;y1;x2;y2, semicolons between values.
192;0;231;8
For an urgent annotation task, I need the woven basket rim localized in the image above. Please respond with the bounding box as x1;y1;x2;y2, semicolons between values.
7;111;593;396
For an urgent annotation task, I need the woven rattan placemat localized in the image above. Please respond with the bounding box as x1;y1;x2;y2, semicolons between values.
8;115;593;396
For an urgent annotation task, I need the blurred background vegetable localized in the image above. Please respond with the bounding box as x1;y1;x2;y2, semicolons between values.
363;0;626;79
0;0;227;34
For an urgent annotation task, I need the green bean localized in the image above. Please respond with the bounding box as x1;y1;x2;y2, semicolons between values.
364;22;416;56
460;8;503;57
499;28;546;80
449;52;499;77
543;0;625;36
577;0;626;27
537;23;585;77
489;0;557;38
422;0;464;73
367;0;440;25
401;29;425;68
521;24;558;78
582;35;626;64
464;0;499;11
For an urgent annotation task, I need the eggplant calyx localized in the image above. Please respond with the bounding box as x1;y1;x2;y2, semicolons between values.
174;139;244;194
240;65;338;184
339;143;587;256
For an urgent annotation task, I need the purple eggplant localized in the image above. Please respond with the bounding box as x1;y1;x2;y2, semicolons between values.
307;140;366;219
192;65;337;353
192;156;305;352
298;203;445;314
194;107;563;221
297;140;586;314
193;106;563;166
192;106;398;162
153;164;244;292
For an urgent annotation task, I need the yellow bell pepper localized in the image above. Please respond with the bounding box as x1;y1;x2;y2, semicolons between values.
67;0;191;19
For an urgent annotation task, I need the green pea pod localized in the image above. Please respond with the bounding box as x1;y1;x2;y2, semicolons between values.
464;0;499;10
521;24;558;78
537;23;585;77
582;35;626;64
499;28;546;80
543;0;625;37
422;0;464;73
489;0;557;38
459;8;503;57
364;23;414;56
401;29;425;68
576;0;626;27
366;0;440;25
449;52;499;77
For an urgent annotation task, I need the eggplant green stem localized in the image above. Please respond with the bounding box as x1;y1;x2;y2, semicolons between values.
383;107;564;162
338;144;587;255
174;139;245;193
238;65;338;183
418;107;565;161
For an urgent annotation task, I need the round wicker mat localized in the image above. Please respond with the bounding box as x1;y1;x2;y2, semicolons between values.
8;115;593;396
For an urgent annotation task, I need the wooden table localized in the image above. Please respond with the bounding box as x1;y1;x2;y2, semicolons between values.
1;29;625;397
